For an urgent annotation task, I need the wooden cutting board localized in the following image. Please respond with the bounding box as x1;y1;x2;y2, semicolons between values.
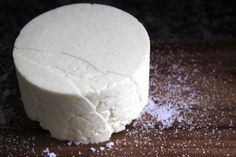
0;39;236;157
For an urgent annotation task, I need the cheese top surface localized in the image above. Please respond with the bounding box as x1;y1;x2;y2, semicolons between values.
13;3;150;95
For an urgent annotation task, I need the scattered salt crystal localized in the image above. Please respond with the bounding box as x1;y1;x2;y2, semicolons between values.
106;142;114;148
99;146;105;151
43;148;56;157
90;147;96;152
67;141;80;146
47;152;56;157
67;141;72;146
43;148;49;153
229;120;233;127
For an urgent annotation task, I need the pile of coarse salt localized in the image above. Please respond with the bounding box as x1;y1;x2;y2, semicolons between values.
140;98;192;129
133;50;201;131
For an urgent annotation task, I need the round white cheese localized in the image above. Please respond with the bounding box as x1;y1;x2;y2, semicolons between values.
13;3;150;143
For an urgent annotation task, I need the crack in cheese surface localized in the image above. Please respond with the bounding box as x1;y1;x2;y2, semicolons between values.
13;3;150;143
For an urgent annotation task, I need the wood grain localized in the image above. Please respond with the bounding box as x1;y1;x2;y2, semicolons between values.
0;38;236;157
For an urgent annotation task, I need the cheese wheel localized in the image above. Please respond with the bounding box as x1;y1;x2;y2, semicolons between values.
13;4;150;143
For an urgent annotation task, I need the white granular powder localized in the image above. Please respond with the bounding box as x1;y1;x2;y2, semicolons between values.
99;146;105;151
67;141;80;146
141;98;191;129
106;142;114;148
43;148;56;157
47;152;57;157
90;147;96;152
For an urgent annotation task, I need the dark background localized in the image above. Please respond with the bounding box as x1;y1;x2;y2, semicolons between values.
0;0;236;41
